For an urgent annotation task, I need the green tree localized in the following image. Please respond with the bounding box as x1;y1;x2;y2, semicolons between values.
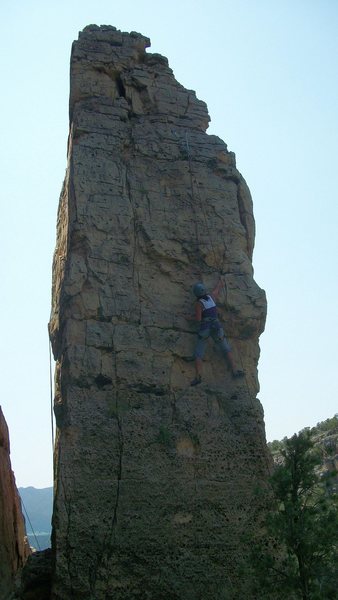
253;430;338;599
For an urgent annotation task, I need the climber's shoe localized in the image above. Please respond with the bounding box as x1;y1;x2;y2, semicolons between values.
232;369;244;379
183;355;195;362
191;375;202;386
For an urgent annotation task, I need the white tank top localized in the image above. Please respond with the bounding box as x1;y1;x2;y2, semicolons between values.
199;296;216;311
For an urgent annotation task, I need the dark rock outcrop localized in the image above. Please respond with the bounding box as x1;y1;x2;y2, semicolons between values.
0;406;30;599
16;549;52;600
49;25;269;599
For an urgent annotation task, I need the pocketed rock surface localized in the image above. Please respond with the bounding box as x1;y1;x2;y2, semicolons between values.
49;25;269;599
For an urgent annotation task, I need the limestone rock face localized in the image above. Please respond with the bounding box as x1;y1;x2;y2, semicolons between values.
49;25;268;599
0;407;30;599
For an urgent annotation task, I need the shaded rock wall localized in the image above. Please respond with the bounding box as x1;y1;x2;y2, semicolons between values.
16;549;52;600
0;407;30;599
49;25;268;599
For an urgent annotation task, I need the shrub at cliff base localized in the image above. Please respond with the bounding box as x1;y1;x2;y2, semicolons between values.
250;430;338;600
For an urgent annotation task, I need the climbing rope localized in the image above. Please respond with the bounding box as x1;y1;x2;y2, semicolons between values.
184;133;204;278
19;494;41;551
48;332;55;451
183;131;271;466
185;133;224;274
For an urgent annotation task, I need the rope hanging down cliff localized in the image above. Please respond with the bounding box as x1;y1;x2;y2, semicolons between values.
48;332;55;451
183;130;234;314
184;132;225;276
19;494;41;551
182;137;271;470
182;132;257;389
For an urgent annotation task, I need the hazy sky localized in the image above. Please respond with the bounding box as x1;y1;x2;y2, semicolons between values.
1;0;337;488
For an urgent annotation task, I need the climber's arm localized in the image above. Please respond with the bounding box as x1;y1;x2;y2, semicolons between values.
180;302;202;322
211;278;223;301
195;301;202;322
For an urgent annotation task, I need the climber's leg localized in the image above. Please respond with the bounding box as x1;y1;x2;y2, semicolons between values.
191;330;209;386
213;327;244;378
226;350;244;378
191;357;203;386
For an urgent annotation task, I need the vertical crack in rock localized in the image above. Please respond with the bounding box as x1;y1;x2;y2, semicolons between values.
116;74;126;98
49;25;270;599
90;327;125;598
61;475;75;597
125;169;142;325
111;328;123;535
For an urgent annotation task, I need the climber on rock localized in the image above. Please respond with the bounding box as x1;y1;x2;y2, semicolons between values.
185;279;244;386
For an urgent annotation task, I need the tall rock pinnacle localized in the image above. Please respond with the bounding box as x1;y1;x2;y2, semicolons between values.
49;25;268;599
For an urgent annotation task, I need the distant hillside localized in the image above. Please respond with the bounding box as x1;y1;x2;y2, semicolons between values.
268;414;338;491
19;486;53;550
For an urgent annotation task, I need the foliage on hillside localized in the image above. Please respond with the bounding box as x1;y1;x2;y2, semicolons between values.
268;414;338;491
251;427;338;599
269;414;338;451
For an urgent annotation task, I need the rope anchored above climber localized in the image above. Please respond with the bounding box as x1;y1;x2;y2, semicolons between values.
184;279;244;386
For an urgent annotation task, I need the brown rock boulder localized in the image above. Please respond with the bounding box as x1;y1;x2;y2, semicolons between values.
0;406;30;599
49;25;269;599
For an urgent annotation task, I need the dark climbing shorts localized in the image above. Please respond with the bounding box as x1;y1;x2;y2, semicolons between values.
194;320;231;359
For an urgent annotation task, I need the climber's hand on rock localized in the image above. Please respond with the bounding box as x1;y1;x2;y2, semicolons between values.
179;313;195;321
